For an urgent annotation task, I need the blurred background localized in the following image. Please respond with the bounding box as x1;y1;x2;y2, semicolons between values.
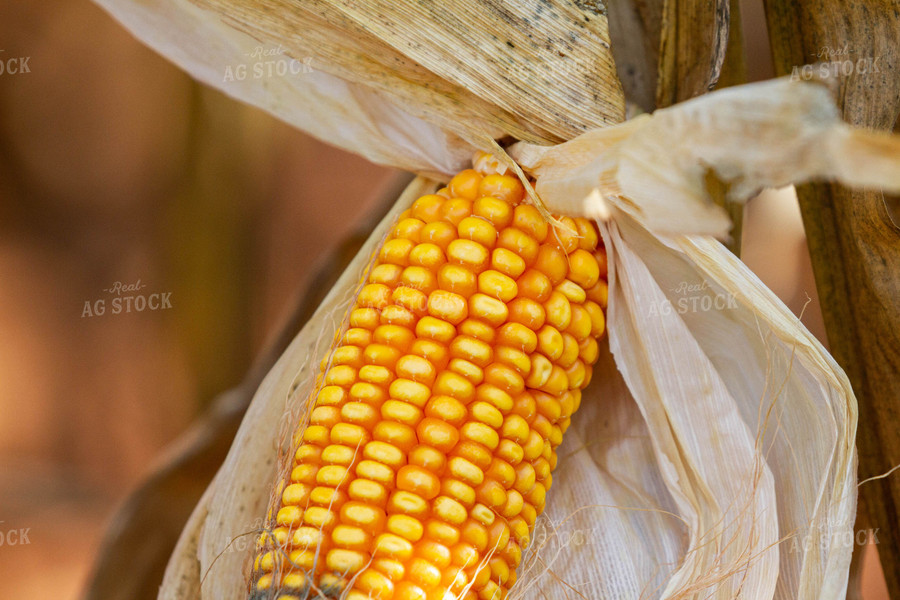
0;0;888;598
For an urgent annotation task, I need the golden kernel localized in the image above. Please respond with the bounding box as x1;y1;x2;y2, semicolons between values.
490;247;527;279
330;422;370;448
348;478;389;507
389;378;431;408
395;354;436;385
479;174;525;205
457;318;495;342
566;305;593;341
447;239;490;272
507;297;546;330
440;198;473;227
327;548;369;574
536;325;564;361
373;421;418;452
543;291;572;331
484;362;525;394
498;227;539;266
516;269;553;302
461;421;500;450
469;401;504;428
400;266;438;293
501;414;530;443
363;440;406;469
356;460;395;487
432;496;468;526
392;217;425;241
381;399;424;427
417;417;461;453
469;293;509;327
450;335;493;367
584;300;607;338
276;505;303;527
341;401;380;430
412;195;446;223
410;339;450;371
425;395;468;426
474;383;513;412
568;249;601;288
433;371;476;402
420;220;458;251
458;216;498;248
387;514;424;542
343;327;372;347
397;465;441;500
392;286;428;315
375;532;415;561
427;289;468;324
322;443;357;466
442;478;477;507
373;324;415;352
473;196;514;230
379;238;415;267
447;358;484;385
549;217;579;254
369;263;403;287
415;316;457;343
408;243;446;270
478;269;518;302
575;217;599;251
512;204;548;242
449;169;483;201
363;343;402;369
283;482;312;506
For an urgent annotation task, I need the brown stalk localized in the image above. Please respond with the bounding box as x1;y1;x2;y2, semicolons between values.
762;0;900;596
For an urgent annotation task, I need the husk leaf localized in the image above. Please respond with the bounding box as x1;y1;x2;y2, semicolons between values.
93;0;625;177
509;77;900;239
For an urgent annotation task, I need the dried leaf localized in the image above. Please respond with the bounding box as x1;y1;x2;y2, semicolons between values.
94;0;625;176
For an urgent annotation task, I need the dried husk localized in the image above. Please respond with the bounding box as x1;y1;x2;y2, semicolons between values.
93;0;625;177
509;77;900;239
88;1;883;598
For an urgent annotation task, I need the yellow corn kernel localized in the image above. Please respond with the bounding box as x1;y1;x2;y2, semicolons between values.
498;227;539;266
479;174;525;205
412;195;446;223
473;196;514;230
458;318;495;343
477;269;518;302
491;247;527;279
418;222;456;253
447;239;490;272
469;293;509;327
458;216;498;248
512;204;548;243
449;169;482;201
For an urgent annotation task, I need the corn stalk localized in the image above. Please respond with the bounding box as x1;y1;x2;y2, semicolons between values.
763;0;900;596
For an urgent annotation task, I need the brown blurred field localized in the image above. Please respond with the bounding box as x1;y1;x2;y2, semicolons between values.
0;0;889;599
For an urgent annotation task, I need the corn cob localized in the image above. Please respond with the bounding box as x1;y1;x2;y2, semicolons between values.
250;155;609;600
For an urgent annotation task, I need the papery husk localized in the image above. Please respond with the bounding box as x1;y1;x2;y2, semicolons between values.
510;77;900;239
93;0;625;177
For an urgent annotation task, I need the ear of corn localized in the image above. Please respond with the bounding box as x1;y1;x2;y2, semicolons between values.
250;155;609;600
